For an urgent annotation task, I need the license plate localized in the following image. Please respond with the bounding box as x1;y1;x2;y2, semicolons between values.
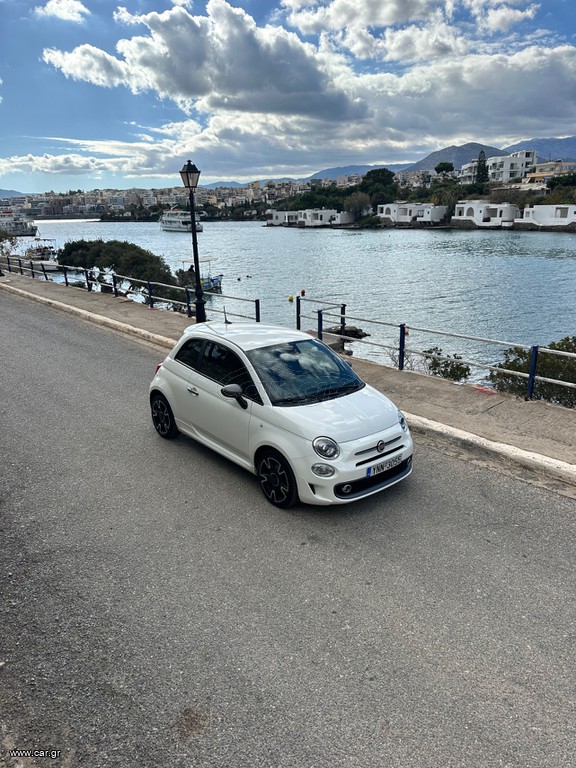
366;454;402;477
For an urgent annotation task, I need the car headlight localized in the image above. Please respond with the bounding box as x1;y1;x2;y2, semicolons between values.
397;410;408;431
313;436;340;459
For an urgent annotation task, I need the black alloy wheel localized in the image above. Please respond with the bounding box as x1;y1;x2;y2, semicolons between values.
257;450;298;508
151;393;179;439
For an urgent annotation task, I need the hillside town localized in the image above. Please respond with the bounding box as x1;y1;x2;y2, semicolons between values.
1;148;576;230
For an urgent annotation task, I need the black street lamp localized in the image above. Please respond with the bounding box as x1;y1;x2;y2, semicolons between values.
179;159;206;323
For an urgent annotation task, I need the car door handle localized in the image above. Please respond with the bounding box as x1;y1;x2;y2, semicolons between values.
187;386;199;395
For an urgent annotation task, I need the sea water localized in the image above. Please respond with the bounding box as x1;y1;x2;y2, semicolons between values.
23;219;576;370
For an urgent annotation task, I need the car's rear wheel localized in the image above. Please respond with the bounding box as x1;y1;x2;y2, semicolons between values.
257;450;298;508
151;393;179;439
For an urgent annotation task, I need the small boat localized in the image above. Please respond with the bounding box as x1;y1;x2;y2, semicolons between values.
180;259;223;292
0;210;38;237
24;238;60;271
160;209;203;233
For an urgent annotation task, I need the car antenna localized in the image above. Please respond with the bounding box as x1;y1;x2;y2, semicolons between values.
223;305;231;324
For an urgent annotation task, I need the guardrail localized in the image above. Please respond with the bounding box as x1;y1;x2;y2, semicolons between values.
0;256;261;323
295;295;576;403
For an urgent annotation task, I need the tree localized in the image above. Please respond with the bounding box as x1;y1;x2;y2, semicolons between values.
358;168;398;207
343;191;371;219
434;162;454;175
58;239;176;284
476;150;489;185
547;173;576;190
488;336;576;407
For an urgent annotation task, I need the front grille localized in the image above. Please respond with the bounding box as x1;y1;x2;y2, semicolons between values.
334;457;412;499
355;442;406;468
354;435;401;457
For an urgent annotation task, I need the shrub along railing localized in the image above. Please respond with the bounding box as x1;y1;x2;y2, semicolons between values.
0;256;261;323
296;296;576;405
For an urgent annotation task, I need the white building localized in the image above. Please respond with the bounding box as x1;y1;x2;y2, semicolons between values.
336;174;363;188
267;210;299;226
394;170;435;188
377;202;447;225
456;150;536;185
515;204;576;229
522;160;576;189
451;200;520;228
297;209;355;227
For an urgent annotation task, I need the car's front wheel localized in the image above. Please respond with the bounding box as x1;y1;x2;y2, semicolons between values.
151;393;179;439
256;450;299;508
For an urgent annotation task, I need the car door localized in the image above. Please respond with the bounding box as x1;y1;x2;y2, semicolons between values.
186;341;262;465
168;337;206;431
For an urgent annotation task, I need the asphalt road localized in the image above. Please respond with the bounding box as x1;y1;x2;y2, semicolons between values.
1;292;575;768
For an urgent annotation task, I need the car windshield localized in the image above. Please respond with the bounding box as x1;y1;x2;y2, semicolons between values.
246;338;365;406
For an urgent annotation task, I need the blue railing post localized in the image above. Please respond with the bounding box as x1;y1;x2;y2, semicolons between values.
18;258;24;275
317;309;323;341
41;263;48;280
185;287;192;318
30;261;35;279
112;273;118;298
63;266;69;287
296;295;301;330
6;256;12;273
147;281;154;309
254;298;261;323
84;269;91;291
526;345;539;399
340;303;346;336
398;323;406;371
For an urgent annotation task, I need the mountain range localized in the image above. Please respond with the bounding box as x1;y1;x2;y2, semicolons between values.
2;136;575;197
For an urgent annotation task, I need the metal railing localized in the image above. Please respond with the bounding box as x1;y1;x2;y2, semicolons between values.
296;295;576;402
0;256;261;323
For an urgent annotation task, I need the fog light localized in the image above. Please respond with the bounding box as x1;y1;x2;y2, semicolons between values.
341;484;353;494
311;463;335;477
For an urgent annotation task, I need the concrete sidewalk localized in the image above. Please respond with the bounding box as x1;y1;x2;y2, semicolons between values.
2;271;575;487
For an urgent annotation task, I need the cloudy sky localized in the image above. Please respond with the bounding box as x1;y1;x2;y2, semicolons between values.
0;0;574;192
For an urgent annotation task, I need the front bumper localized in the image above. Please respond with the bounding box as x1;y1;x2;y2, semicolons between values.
291;429;414;506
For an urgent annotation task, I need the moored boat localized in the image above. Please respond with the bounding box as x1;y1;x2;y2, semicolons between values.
180;259;223;292
160;209;203;233
0;210;38;237
24;238;60;271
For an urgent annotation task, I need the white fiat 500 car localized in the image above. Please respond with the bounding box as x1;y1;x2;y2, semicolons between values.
149;323;413;508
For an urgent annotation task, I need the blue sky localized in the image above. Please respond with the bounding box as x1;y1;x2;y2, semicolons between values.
0;0;575;192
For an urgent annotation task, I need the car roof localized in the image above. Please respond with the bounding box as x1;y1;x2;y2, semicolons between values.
181;322;316;352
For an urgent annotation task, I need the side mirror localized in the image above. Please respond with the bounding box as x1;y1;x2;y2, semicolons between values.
221;383;248;409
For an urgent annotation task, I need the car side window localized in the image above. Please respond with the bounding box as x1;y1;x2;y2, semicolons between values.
175;338;204;370
201;342;262;404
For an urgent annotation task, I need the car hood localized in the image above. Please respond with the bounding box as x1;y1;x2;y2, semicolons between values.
271;385;400;443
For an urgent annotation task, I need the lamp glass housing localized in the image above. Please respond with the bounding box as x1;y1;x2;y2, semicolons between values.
180;161;201;189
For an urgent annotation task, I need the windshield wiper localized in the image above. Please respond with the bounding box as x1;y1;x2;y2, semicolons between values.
273;393;323;405
325;383;362;398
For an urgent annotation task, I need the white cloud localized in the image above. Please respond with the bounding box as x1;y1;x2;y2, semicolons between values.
281;0;434;35
43;45;131;88
34;0;91;23
4;0;576;186
343;18;469;61
482;5;539;33
46;0;367;120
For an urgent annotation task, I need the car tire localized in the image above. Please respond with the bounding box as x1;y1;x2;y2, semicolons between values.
151;393;179;439
257;450;299;509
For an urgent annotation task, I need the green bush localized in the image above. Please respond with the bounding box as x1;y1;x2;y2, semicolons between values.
423;347;471;382
488;336;576;407
58;239;176;285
